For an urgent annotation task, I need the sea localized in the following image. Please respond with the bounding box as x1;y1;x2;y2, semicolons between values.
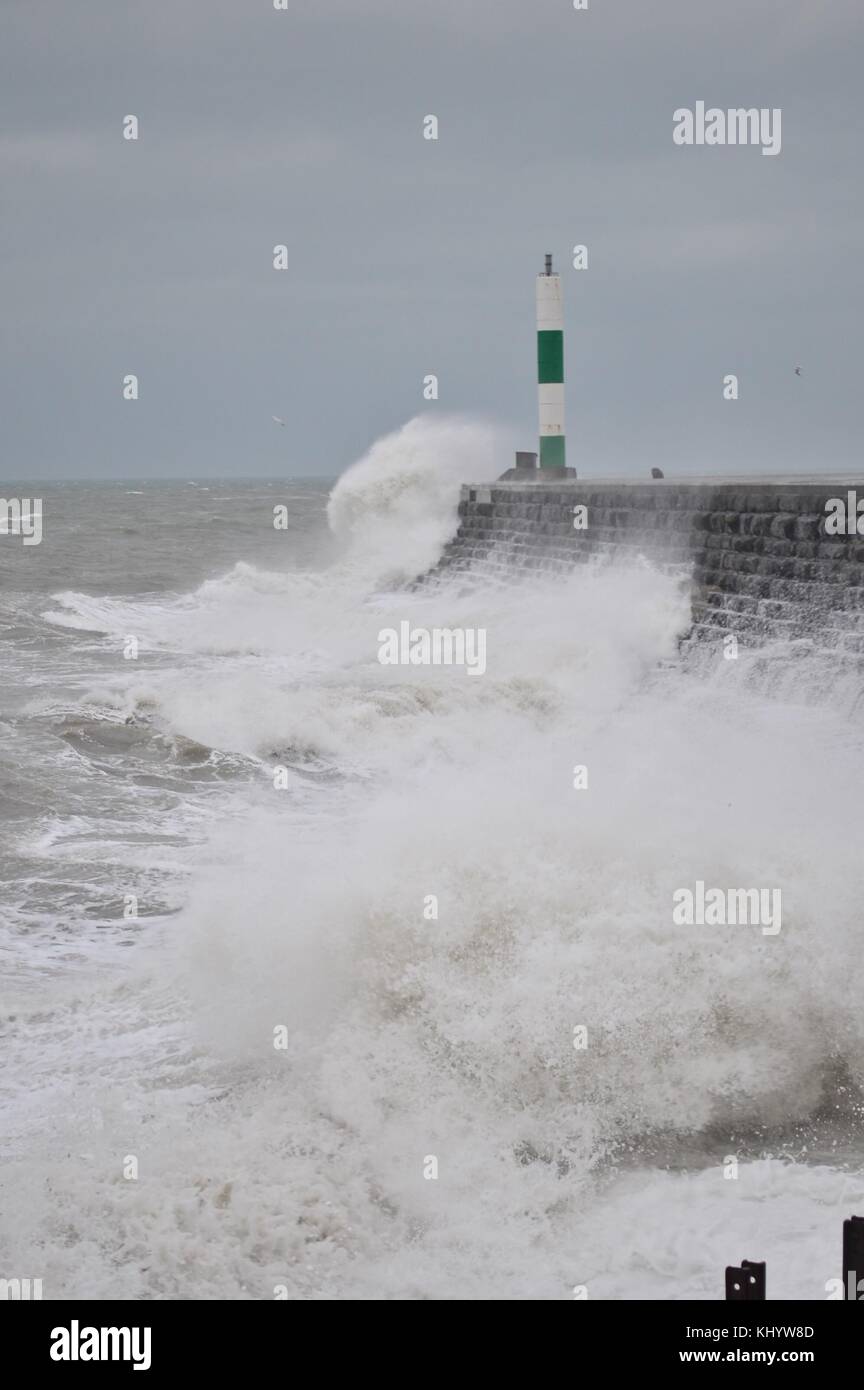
1;416;863;1300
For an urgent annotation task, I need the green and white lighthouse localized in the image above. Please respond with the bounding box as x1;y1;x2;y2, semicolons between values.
537;253;566;472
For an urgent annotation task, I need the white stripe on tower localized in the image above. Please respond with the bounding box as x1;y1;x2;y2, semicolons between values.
536;253;566;471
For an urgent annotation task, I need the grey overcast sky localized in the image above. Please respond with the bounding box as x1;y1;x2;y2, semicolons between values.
1;0;862;480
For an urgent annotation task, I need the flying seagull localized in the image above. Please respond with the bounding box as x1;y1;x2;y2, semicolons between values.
794;367;803;376
272;415;286;426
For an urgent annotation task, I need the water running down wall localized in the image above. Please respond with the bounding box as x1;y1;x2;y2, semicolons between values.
432;478;864;653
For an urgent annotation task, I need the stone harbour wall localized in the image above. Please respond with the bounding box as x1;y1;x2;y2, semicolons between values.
430;478;864;652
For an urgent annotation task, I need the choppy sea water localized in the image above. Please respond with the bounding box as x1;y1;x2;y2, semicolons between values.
1;417;863;1300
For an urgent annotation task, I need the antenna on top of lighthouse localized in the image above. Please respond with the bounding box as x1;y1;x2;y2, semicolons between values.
544;253;553;276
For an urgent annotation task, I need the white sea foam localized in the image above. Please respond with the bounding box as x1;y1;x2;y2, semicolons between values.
7;418;864;1299
327;414;509;582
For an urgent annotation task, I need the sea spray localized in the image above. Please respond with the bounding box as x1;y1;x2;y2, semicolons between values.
6;428;864;1300
326;414;509;583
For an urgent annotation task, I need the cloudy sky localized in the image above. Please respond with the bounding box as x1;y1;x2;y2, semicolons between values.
2;0;861;479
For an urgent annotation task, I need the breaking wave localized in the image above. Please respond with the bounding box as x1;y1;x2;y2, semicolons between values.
5;419;863;1299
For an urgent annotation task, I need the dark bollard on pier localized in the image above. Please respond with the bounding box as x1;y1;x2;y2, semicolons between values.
843;1216;864;1301
725;1260;766;1301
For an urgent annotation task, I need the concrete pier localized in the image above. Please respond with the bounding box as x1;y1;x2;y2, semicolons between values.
432;476;864;650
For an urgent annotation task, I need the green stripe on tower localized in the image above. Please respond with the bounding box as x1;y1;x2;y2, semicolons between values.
539;436;566;470
537;330;564;383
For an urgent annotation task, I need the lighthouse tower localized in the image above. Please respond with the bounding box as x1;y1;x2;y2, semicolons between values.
536;253;566;472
